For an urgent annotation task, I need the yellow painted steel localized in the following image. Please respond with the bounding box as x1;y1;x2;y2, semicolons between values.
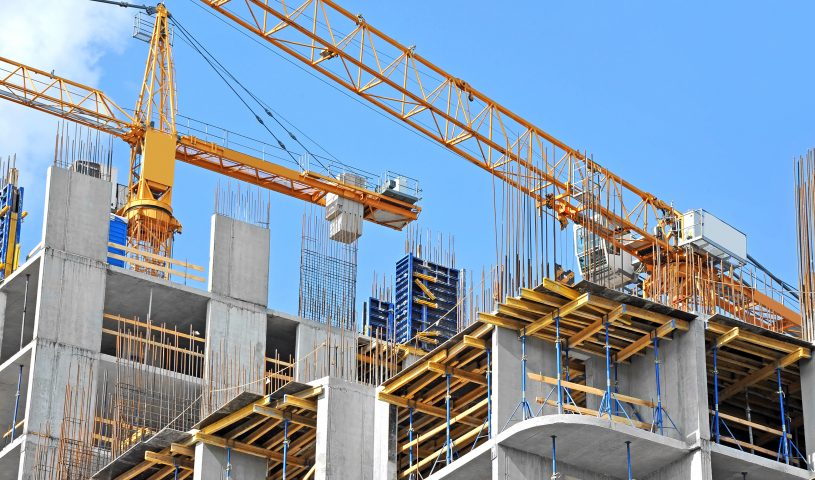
201;0;801;331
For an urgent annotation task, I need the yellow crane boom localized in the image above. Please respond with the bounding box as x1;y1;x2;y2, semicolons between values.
0;48;419;242
201;0;800;331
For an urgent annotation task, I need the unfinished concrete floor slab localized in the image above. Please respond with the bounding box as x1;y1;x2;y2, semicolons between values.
710;442;809;479
498;415;689;478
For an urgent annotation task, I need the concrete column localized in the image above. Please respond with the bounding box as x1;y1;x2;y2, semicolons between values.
491;326;556;435
800;355;815;468
204;215;269;411
294;321;356;384
18;167;109;477
207;214;269;306
372;387;398;480
662;318;710;445
314;377;375;480
642;447;712;480
193;442;267;480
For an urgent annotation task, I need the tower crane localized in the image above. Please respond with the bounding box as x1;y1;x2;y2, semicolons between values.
199;0;800;333
0;2;420;269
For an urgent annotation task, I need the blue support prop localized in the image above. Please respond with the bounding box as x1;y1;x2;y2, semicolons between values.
225;447;232;479
282;419;290;479
408;408;416;479
599;319;631;423
174;466;179;480
626;441;633;480
445;373;453;465
10;364;22;441
473;348;492;450
551;435;557;476
487;348;492;438
654;337;663;435
430;374;456;475
777;367;790;464
650;337;679;436
555;315;564;414
712;347;722;443
502;329;533;431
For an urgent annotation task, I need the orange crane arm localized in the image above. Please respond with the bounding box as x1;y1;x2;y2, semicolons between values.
0;57;137;141
201;0;678;257
202;0;801;330
0;56;419;230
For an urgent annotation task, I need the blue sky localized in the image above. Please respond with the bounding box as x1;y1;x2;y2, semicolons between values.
4;1;815;316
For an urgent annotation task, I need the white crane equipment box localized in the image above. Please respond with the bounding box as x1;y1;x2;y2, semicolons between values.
678;209;747;264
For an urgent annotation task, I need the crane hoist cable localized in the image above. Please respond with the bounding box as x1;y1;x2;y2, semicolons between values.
170;16;333;173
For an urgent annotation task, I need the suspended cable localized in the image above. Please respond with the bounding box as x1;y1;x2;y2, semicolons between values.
170;15;341;173
170;15;308;170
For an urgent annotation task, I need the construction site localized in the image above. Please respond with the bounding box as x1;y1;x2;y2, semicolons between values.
0;1;813;479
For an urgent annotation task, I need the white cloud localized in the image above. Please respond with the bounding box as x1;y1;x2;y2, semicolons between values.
0;0;131;180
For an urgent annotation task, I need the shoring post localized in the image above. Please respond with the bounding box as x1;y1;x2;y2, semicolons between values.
225;446;232;480
613;361;620;416
600;318;613;418
551;435;557;477
777;367;790;464
713;346;721;443
653;336;664;435
11;274;29;442
10;364;22;441
445;373;453;465
745;390;754;454
19;274;29;348
408;408;415;479
521;329;530;419
503;328;533;430
173;466;179;480
282;419;290;479
555;314;564;414
487;348;492;438
625;441;633;480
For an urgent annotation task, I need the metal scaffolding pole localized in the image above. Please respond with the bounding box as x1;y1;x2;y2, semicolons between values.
503;328;533;430
651;337;678;436
445;373;453;465
626;441;633;480
713;346;721;443
10;274;29;442
282;419;290;479
777;367;790;464
408;408;415;480
555;315;564;414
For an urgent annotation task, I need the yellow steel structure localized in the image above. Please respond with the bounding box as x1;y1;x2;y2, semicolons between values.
0;4;419;265
200;0;800;331
125;4;179;258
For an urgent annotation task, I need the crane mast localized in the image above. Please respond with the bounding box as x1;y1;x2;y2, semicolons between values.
0;3;420;278
201;0;800;332
125;3;181;259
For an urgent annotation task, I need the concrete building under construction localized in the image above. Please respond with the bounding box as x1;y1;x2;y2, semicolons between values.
1;2;815;480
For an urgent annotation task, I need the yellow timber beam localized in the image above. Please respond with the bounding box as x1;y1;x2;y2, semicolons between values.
522;293;591;337
567;305;626;349
615;318;689;363
719;348;808;402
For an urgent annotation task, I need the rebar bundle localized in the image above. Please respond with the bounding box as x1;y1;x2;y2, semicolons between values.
298;207;358;331
796;150;815;341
